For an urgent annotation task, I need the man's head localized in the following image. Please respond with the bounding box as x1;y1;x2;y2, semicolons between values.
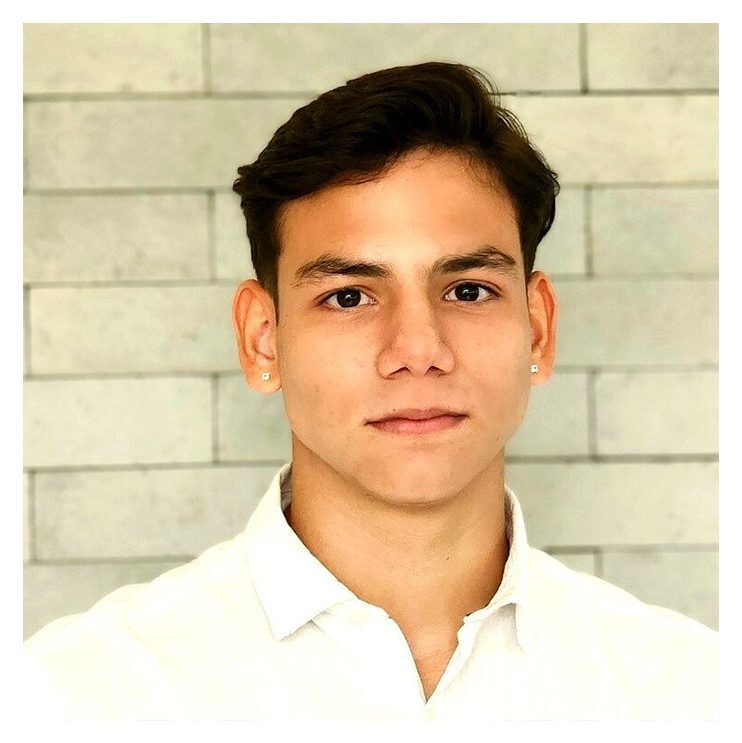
233;62;559;320
232;62;559;506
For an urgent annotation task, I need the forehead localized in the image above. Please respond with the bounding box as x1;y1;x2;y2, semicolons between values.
276;148;522;281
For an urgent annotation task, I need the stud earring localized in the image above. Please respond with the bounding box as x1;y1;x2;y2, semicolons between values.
530;363;539;374
261;371;271;381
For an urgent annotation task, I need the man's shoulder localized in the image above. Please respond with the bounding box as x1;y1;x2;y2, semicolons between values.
527;546;717;642
24;531;267;717
525;545;718;693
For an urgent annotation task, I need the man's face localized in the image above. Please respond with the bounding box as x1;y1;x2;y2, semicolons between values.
271;147;553;506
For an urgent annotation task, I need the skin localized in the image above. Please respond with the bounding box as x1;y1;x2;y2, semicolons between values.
232;147;558;701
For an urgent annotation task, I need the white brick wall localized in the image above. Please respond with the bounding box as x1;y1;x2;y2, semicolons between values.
24;378;212;467
23;24;205;94
29;285;239;374
23;24;718;637
586;24;718;90
591;187;718;275
34;465;277;559
24;194;211;282
506;94;717;183
209;24;581;93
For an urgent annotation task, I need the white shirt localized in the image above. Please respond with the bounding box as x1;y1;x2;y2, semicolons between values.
24;461;718;720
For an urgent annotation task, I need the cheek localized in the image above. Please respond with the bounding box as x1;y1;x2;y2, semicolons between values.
465;319;533;422
277;327;365;429
467;313;532;371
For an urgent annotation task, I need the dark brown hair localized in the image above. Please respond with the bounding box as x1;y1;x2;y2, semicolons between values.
232;62;560;322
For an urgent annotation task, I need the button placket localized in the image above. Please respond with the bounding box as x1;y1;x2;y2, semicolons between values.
423;622;477;708
316;601;426;711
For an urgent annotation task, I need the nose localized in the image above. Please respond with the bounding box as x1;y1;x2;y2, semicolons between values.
376;296;455;378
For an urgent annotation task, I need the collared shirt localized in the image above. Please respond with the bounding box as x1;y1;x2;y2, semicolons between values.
24;461;718;720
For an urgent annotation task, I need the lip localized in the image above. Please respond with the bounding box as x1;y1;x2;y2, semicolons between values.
368;407;465;423
368;414;467;435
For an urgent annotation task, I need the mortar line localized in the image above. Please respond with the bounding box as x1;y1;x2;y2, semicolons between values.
584;185;594;276
579;23;589;93
23;284;31;375
23;99;29;187
26;460;288;475
24;453;719;476
506;454;718;464
587;368;598;458
28;471;36;563
543;544;718;554
22;88;718;102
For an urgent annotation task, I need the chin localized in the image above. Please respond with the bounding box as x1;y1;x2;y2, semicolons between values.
353;455;471;507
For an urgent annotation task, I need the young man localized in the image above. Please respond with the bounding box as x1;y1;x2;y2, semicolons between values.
24;62;718;720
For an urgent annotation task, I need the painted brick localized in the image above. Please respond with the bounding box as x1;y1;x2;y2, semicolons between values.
601;549;718;630
545;551;597;575
29;285;240;375
591;187;718;276
23;23;203;94
24;473;31;563
210;24;580;93
24;378;212;468
217;374;292;462
34;465;277;559
554;279;718;366
505;462;717;547
595;371;718;455
532;187;586;276
24;194;210;283
508;373;589;456
215;191;257;281
25;95;717;191
25;98;304;190
505;94;717;184
587;24;718;90
24;561;185;640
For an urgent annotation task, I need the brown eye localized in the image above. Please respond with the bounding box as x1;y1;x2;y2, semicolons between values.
444;283;498;302
323;288;373;309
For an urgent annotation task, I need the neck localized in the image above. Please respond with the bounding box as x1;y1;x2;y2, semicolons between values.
284;442;509;650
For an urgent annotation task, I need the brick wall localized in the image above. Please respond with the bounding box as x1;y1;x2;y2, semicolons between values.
23;23;719;638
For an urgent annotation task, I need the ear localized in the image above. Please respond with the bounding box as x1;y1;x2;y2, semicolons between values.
231;279;280;392
526;270;558;385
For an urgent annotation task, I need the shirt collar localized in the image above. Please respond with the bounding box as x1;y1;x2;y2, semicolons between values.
465;480;537;653
244;461;535;651
244;462;356;641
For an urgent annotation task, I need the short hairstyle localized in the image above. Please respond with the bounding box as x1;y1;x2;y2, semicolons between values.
232;61;560;322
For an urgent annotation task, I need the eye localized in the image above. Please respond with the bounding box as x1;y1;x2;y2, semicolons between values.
443;282;499;303
320;282;500;311
321;287;374;310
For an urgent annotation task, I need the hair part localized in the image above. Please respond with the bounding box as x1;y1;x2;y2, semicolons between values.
233;62;560;323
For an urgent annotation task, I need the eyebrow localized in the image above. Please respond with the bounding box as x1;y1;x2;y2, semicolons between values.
291;245;519;287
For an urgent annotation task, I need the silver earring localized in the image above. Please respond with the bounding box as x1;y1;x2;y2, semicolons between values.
261;371;271;381
530;363;539;374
